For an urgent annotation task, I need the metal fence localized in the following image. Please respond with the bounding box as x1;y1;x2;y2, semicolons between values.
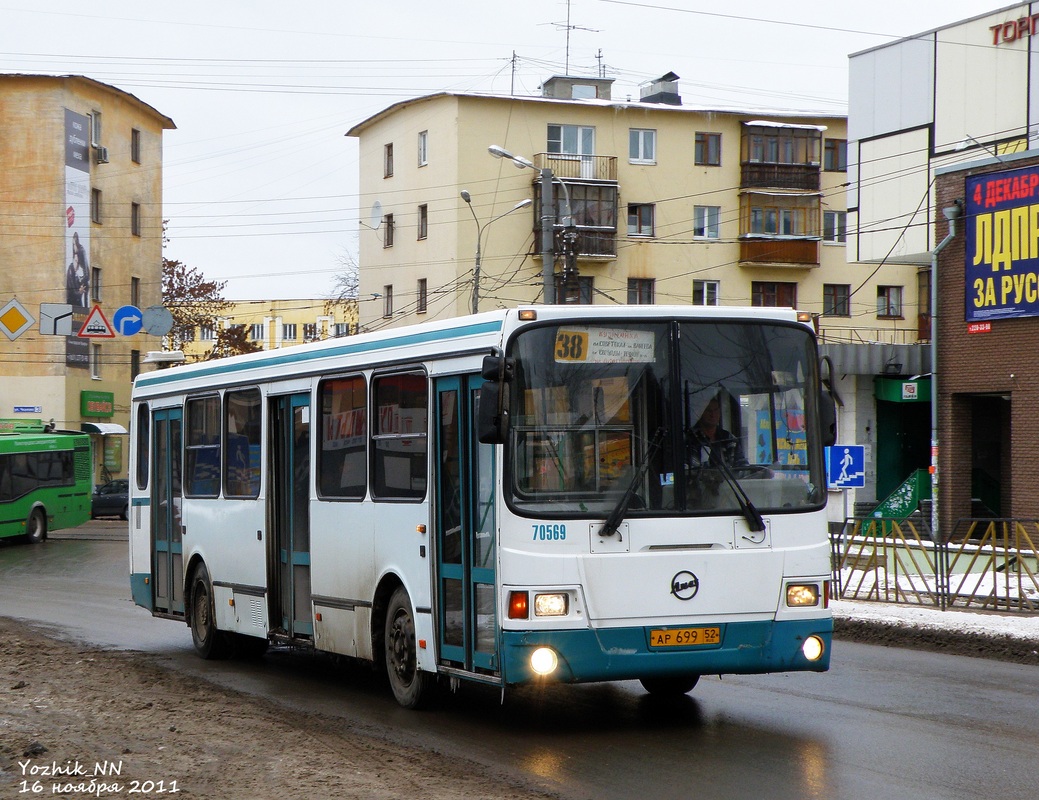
831;518;1039;613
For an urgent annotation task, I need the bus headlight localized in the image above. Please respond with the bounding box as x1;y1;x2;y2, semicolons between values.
802;635;825;662
530;647;559;676
786;583;820;607
534;593;568;616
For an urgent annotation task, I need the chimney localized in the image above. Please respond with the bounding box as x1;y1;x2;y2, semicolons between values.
640;72;681;105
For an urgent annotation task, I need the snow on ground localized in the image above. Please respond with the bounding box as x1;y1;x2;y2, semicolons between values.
833;599;1039;642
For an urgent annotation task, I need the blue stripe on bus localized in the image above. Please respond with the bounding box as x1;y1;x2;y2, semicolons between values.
135;319;504;389
500;618;832;684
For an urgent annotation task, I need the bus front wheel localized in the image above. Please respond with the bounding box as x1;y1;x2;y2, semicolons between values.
190;564;230;659
640;675;700;696
384;586;430;709
25;509;46;544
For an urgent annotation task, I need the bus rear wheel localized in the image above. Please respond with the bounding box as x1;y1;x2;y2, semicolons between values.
640;675;700;696
25;509;46;544
190;563;230;659
384;586;429;709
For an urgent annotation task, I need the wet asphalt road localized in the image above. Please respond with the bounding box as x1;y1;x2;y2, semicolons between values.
2;520;1038;800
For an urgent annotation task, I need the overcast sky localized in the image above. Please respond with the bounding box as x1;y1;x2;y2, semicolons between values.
1;0;1007;300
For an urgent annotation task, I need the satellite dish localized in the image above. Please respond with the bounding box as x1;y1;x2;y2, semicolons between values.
369;201;383;229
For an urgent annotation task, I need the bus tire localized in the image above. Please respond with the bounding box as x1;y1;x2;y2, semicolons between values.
25;508;46;544
384;586;429;709
189;563;230;659
639;675;700;696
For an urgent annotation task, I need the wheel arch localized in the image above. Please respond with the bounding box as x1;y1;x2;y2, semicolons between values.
370;572;405;670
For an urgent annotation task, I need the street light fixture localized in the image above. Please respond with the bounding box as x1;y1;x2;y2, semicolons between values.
488;144;573;304
461;191;532;314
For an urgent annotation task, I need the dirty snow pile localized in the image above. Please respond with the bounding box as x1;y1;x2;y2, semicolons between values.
832;599;1039;642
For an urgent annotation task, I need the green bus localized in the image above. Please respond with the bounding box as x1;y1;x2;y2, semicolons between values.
0;427;92;542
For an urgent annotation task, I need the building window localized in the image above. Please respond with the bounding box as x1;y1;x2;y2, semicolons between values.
90;344;101;380
283;323;297;341
131;277;140;307
823;210;846;243
752;281;797;308
823;284;851;316
824;138;848;171
383;213;394;247
91;188;102;223
91;268;101;302
131;202;141;236
89;111;102;146
746;126;821;165
417;204;428;240
418;130;428;166
303;323;318;341
629;128;656;164
627;278;655;304
384;143;393;177
417;278;427;313
692;280;719;306
383;285;393;318
877;286;903;318
547;124;595;155
334;322;350;337
554;275;594;304
200;325;215;341
749;204;807;236
250;323;264;340
695;132;721;166
627;203;655;237
693;205;721;238
131;128;141;163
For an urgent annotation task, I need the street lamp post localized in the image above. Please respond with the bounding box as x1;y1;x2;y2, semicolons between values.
460;191;532;314
488;144;572;305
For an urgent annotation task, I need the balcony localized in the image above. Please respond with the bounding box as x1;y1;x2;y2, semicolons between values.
534;153;617;182
741;162;820;191
739;237;819;266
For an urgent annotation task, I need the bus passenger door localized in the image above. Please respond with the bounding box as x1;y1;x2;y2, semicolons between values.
152;408;184;615
270;394;313;639
434;376;497;675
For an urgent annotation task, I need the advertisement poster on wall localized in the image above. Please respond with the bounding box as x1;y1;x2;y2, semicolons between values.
64;108;91;369
965;164;1039;322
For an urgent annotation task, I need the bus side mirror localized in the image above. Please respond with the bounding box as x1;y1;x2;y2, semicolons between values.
478;349;514;444
477;381;510;444
819;389;837;448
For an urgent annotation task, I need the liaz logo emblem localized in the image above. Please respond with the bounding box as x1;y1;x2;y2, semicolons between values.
670;570;700;600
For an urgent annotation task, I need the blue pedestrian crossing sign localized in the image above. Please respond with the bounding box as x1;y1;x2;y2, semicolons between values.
827;445;865;489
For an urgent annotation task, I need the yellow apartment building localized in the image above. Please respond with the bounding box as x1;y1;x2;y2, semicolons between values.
0;75;174;482
347;73;927;511
178;299;359;361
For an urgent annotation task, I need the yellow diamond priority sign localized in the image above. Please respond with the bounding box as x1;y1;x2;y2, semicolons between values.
0;298;35;341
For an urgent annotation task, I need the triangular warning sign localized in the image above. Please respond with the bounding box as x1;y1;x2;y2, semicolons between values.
77;305;116;338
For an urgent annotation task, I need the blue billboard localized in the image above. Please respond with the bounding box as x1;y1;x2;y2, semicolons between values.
965;164;1039;322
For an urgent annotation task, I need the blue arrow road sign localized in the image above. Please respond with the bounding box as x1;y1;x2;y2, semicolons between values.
827;445;866;489
113;305;144;336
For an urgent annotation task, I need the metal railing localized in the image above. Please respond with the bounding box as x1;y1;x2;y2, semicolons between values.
831;517;1039;613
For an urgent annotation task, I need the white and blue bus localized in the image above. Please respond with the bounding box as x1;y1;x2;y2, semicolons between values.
129;305;836;707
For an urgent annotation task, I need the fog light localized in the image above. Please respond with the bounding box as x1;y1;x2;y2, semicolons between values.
534;593;568;616
786;583;820;607
530;647;558;676
802;635;825;662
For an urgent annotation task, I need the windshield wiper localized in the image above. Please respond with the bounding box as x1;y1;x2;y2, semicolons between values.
600;428;664;539
695;437;766;533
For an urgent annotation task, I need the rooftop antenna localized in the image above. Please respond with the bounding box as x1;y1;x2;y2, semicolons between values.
551;0;600;75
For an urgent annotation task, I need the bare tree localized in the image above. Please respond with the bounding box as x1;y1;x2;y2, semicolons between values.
161;257;232;353
325;248;359;334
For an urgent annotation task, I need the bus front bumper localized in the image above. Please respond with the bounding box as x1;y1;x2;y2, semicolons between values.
501;617;832;685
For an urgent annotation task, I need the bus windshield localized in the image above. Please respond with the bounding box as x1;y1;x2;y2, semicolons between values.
506;320;825;517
